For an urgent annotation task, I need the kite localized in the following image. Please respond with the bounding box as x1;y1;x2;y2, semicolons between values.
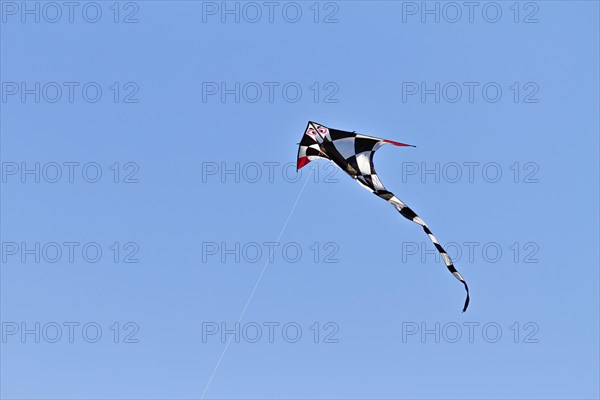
297;121;470;312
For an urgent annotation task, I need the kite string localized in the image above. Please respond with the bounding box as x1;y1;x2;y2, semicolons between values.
200;168;314;399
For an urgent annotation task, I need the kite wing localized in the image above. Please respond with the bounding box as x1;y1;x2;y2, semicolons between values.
297;121;470;312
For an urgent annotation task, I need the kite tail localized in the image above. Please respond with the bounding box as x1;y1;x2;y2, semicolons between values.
380;193;470;312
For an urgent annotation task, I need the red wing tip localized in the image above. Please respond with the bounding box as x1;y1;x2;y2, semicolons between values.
384;140;416;147
297;157;310;170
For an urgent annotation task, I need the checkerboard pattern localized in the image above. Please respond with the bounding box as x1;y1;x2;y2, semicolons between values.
297;121;470;312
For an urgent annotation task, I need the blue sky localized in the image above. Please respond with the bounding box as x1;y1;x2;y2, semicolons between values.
1;1;599;399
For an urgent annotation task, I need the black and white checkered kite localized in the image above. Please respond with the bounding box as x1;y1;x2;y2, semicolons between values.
297;121;470;312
